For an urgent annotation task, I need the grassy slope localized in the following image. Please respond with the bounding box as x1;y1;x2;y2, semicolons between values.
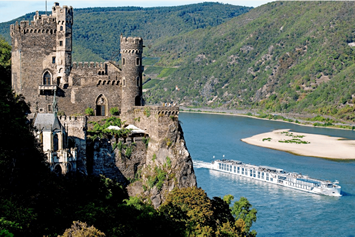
144;1;355;122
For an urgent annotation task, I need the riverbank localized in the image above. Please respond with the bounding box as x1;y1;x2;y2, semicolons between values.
241;129;355;159
179;107;355;131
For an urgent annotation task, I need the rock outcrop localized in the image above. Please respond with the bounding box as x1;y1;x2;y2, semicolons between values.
87;106;197;208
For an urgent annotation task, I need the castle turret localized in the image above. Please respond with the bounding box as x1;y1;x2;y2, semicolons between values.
120;36;144;114
52;2;73;85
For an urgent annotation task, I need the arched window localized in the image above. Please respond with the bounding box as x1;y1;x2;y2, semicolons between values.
122;58;126;66
43;71;51;85
96;95;107;116
136;58;140;66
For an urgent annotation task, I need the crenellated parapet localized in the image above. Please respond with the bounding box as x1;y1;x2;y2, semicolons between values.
59;115;86;124
133;106;179;116
52;2;73;22
120;36;143;52
10;15;57;38
59;115;87;140
72;62;108;70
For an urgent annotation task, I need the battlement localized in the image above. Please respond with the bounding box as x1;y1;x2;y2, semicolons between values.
120;36;143;51
72;62;109;70
133;106;179;116
10;16;57;37
52;2;73;19
59;115;86;122
52;3;73;13
9;3;73;38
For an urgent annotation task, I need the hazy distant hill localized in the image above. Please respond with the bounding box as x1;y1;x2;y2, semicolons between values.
144;1;355;122
0;3;252;61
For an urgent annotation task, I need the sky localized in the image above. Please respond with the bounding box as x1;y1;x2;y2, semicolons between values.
0;0;273;23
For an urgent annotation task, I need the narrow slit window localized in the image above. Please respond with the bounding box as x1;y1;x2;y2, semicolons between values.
52;57;56;64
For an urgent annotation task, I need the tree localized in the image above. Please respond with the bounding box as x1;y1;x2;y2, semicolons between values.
60;221;105;237
0;37;11;85
231;197;257;236
159;187;257;237
159;187;214;236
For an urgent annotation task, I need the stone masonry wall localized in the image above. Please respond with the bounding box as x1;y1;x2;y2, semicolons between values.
59;115;87;174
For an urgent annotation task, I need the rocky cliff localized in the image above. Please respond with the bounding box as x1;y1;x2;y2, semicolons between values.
87;106;197;208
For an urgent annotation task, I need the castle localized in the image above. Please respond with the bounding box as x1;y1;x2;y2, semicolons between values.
10;2;143;116
9;2;180;176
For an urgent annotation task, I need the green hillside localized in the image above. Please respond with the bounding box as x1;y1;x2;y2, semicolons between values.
0;3;251;62
144;1;355;122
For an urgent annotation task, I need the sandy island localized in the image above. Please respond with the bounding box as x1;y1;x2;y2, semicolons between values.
241;129;355;159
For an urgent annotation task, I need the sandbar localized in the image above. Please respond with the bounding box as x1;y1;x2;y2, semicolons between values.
241;129;355;159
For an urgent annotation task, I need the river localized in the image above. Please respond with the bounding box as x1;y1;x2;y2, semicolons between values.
179;112;355;237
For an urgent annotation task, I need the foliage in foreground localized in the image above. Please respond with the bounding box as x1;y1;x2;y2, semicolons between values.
160;187;257;237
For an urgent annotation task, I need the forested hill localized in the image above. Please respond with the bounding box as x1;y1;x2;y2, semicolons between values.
0;2;252;61
144;1;355;122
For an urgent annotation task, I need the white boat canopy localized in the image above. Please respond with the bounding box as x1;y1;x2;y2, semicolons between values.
107;125;147;134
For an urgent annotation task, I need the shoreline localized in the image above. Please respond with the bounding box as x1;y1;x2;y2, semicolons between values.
179;108;355;132
241;129;355;160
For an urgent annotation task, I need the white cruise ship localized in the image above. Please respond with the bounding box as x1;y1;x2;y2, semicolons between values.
211;159;341;196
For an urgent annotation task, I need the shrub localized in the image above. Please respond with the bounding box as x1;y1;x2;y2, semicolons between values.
166;156;172;168
57;111;66;116
110;107;119;115
142;137;150;149
85;107;94;116
143;107;151;117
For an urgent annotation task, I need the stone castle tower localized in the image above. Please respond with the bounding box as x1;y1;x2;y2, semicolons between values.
120;36;144;114
10;3;73;114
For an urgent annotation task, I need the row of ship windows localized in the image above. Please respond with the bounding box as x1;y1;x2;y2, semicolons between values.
218;163;274;181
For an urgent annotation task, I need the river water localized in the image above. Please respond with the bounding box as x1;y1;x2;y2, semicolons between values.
179;112;355;237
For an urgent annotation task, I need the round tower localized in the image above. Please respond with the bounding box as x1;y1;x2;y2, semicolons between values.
120;35;144;114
